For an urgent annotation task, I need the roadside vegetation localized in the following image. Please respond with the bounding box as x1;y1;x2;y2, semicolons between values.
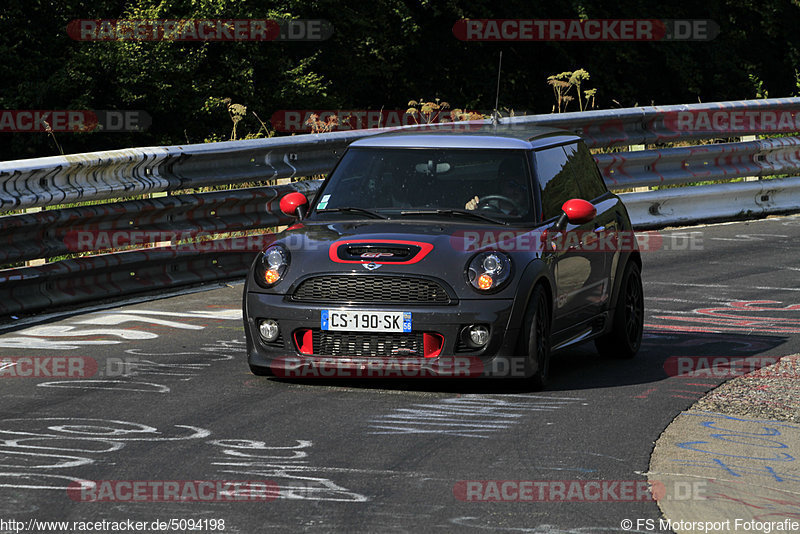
3;0;800;160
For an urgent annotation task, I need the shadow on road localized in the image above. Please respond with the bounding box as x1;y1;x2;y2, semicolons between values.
250;329;789;395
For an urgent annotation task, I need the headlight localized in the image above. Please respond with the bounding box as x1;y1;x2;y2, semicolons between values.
466;251;512;292
256;245;290;288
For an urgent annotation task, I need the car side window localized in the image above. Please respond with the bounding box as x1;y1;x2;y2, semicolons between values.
563;142;608;200
534;146;581;221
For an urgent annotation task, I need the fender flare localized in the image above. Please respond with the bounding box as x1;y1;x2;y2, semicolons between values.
506;258;555;336
606;249;642;316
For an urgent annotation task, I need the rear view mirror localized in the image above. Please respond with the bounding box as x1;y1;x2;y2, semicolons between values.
279;192;309;219
561;198;596;225
414;161;451;175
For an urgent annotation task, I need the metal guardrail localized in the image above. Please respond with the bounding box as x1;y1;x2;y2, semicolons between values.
595;136;800;188
621;175;800;228
0;241;252;315
0;180;321;315
0;180;319;265
503;96;800;148
4;97;800;211
0;132;358;212
1;97;799;317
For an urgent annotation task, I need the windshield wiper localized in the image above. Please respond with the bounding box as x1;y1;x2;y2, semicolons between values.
317;207;388;219
398;209;507;225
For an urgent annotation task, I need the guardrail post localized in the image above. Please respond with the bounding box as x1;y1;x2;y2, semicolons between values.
24;206;46;267
150;191;172;248
741;135;759;181
629;144;650;193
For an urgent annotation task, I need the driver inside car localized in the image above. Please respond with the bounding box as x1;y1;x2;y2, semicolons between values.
464;157;528;216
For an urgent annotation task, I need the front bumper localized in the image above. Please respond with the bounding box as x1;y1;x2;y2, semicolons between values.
244;291;529;378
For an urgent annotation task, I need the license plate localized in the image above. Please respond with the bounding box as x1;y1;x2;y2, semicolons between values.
321;310;411;333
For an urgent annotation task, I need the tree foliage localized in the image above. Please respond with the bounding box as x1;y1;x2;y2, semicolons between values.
1;0;799;160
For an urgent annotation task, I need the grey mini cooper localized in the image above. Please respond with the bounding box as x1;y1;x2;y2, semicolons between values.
243;123;644;388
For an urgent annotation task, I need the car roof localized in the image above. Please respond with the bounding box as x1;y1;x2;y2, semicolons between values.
350;122;581;150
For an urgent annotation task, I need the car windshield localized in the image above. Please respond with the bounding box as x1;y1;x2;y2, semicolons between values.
312;147;534;223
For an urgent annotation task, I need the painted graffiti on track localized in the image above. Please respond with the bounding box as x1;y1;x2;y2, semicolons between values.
0;417;366;503
368;394;584;438
0;308;244;394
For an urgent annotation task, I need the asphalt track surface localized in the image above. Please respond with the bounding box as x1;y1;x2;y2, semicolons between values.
0;214;799;534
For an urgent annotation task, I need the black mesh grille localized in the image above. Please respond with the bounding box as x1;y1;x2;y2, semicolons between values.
311;330;424;357
346;246;413;258
262;331;284;349
292;276;451;304
454;336;474;353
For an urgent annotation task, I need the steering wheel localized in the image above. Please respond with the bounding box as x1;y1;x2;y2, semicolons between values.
477;194;524;215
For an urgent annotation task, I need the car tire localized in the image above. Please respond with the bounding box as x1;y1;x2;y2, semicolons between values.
522;285;552;390
249;363;274;376
595;261;644;359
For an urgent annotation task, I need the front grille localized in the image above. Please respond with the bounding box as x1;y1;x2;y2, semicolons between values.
312;330;424;357
292;276;451;304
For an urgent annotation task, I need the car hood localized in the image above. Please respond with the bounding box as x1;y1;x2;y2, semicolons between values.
257;219;541;299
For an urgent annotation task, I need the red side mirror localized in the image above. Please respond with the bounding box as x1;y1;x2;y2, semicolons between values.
561;198;596;225
280;192;309;219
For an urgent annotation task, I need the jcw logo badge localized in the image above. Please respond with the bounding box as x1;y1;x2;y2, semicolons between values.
360;252;394;258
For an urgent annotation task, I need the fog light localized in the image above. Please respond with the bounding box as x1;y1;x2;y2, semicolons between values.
258;319;280;342
468;325;490;347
